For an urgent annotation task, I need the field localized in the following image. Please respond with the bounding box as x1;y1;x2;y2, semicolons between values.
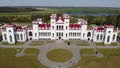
0;7;120;28
0;48;48;68
71;48;120;68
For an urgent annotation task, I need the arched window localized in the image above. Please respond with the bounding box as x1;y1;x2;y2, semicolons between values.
35;33;37;37
52;26;54;29
57;32;58;36
97;34;99;40
62;25;63;29
59;26;61;30
87;32;91;37
53;33;54;37
100;34;103;40
83;33;85;38
21;34;23;40
9;35;12;42
16;34;19;40
113;34;116;41
107;36;110;42
4;34;7;40
66;26;67;29
66;33;67;37
79;33;81;36
57;25;58;30
29;31;32;36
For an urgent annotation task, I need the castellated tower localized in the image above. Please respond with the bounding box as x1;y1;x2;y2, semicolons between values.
62;14;70;40
32;20;39;40
6;23;16;44
104;24;114;44
79;19;87;40
50;14;57;40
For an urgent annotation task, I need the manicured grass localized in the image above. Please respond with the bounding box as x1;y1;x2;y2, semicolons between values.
95;42;118;46
29;41;43;45
95;42;104;46
2;42;24;45
97;49;120;59
64;40;73;43
0;48;48;68
24;48;39;54
71;49;120;68
46;40;55;43
47;49;73;62
76;40;89;46
80;49;95;54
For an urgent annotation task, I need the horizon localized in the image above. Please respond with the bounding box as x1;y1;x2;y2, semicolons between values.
0;0;120;8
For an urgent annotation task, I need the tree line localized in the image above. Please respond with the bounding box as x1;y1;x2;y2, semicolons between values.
0;14;120;29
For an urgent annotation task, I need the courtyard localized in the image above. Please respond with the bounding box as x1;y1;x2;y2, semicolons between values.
0;40;120;68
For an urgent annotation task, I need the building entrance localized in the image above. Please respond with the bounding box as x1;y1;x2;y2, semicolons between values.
59;37;61;39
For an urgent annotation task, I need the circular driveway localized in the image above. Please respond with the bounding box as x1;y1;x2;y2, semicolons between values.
37;40;81;68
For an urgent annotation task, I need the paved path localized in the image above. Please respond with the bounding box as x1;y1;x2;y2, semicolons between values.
38;40;81;68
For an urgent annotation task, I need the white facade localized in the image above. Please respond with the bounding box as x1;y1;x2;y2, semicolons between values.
0;14;118;44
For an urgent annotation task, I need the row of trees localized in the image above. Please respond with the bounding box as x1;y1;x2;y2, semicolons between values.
0;14;120;28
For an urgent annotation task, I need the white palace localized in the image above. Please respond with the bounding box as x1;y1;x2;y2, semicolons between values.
0;14;118;44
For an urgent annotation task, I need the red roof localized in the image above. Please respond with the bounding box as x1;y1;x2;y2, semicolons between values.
56;17;64;22
69;24;81;30
7;23;14;27
96;27;104;32
16;26;23;32
39;24;51;30
105;24;113;28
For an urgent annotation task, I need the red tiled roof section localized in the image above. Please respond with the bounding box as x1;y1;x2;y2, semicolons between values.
7;23;14;27
97;27;104;30
56;17;64;22
96;27;104;32
39;24;51;30
16;26;23;32
69;24;81;30
105;24;113;28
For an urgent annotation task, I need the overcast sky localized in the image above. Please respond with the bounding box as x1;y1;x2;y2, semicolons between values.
0;0;120;7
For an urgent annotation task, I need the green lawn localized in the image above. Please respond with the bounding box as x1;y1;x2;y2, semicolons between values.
95;42;118;46
0;48;48;68
46;40;55;43
47;49;73;62
80;49;95;54
2;42;24;45
29;41;43;45
64;40;74;43
71;48;120;68
76;40;89;46
97;49;120;59
24;48;39;54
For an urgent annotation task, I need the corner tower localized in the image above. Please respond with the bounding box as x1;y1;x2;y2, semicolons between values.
104;24;114;44
32;20;39;40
